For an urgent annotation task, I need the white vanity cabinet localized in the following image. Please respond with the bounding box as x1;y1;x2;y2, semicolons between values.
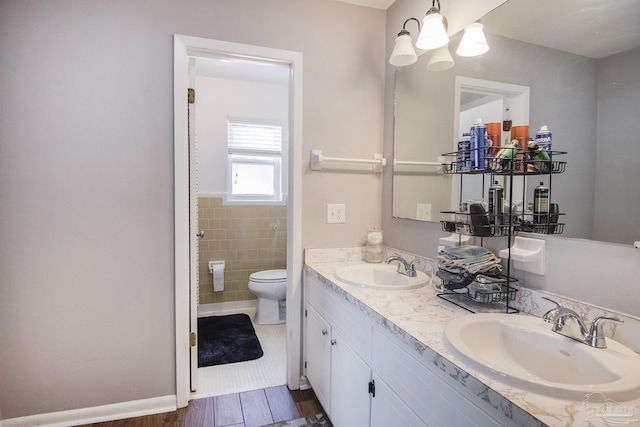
304;304;332;412
370;375;427;427
304;271;520;427
372;330;516;427
305;275;373;427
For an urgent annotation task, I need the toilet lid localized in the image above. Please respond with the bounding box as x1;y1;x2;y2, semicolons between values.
250;269;287;283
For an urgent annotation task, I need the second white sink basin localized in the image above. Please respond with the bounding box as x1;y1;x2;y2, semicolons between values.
335;263;429;291
444;313;640;401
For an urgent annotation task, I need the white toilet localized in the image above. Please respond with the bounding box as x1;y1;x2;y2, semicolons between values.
248;269;287;324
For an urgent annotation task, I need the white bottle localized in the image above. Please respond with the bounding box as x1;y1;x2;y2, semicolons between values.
535;125;552;152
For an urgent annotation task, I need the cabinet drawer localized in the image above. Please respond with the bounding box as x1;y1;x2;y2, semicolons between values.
373;330;515;427
306;274;373;364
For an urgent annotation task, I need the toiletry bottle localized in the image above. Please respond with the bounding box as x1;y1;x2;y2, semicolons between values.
470;119;488;170
535;125;552;152
510;125;529;172
456;133;471;172
486;122;501;156
527;140;551;173
533;182;549;224
488;180;504;228
495;139;519;171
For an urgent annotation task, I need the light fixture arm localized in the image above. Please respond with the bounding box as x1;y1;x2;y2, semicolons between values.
397;17;421;37
425;0;448;31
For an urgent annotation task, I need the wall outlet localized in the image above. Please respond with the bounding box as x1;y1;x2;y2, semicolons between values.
327;204;346;224
416;203;432;221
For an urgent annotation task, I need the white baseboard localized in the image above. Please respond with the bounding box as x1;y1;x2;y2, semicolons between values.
198;300;257;317
2;395;176;427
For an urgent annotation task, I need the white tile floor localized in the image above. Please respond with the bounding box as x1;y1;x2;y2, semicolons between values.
192;307;287;399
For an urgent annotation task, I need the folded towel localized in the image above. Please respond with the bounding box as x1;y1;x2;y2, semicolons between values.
437;245;503;291
437;254;502;274
439;245;493;260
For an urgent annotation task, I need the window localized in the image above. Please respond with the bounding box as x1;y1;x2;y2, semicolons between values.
227;118;284;203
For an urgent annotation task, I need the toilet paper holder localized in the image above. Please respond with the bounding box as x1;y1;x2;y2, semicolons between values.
208;260;225;272
209;261;225;292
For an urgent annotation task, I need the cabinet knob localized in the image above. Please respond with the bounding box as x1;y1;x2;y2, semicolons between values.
331;339;337;346
321;329;327;336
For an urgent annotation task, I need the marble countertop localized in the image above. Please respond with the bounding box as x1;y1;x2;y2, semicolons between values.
304;249;640;427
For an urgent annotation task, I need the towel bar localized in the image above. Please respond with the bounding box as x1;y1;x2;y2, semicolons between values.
310;149;386;173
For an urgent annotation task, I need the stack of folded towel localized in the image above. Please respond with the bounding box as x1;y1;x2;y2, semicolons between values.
437;245;502;290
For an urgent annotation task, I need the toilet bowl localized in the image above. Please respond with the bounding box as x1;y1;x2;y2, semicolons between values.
248;269;287;324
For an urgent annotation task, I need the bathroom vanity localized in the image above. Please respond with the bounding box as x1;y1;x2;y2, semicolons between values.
303;248;640;427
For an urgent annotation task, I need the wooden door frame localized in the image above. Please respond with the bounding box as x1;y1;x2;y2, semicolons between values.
173;34;303;408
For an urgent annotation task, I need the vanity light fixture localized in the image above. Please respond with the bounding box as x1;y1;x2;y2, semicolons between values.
389;18;421;67
456;21;490;57
390;0;452;69
416;0;449;50
427;44;455;71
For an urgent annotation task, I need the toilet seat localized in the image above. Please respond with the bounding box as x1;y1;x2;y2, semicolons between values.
249;269;286;283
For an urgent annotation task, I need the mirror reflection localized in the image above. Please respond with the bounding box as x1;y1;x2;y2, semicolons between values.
392;0;640;245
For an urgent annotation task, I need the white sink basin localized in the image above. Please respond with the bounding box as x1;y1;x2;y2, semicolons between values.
444;313;640;400
335;263;430;291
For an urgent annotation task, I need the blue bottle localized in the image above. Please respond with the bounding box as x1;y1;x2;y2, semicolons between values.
470;119;488;170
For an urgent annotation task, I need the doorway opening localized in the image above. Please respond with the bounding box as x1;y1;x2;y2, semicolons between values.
191;54;290;398
174;35;303;408
453;76;530;206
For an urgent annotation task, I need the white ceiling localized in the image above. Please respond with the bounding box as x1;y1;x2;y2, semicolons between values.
337;0;396;9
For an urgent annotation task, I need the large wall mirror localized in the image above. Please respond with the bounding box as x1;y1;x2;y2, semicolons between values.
392;0;640;245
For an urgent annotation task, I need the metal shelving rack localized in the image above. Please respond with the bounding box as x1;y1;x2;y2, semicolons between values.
436;147;566;314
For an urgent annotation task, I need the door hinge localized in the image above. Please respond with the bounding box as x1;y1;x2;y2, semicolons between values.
304;361;307;369
190;331;197;347
304;309;307;317
368;380;375;397
187;88;195;104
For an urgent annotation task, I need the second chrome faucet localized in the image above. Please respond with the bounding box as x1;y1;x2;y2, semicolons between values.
542;297;623;349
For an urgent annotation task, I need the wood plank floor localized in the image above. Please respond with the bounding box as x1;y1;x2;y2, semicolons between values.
80;386;331;427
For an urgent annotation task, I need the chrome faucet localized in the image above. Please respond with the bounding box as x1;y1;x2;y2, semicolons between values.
385;255;417;277
541;297;623;349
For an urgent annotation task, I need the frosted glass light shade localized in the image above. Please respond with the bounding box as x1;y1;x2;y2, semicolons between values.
456;22;489;57
389;34;418;66
427;45;454;71
416;13;449;50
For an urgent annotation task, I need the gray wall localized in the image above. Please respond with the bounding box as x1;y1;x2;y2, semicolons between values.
0;0;385;419
383;0;640;317
593;47;640;243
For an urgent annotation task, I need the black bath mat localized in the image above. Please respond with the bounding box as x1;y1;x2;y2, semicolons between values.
198;314;264;367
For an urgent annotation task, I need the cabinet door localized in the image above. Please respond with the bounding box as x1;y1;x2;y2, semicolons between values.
371;376;427;427
305;304;332;414
330;330;372;427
